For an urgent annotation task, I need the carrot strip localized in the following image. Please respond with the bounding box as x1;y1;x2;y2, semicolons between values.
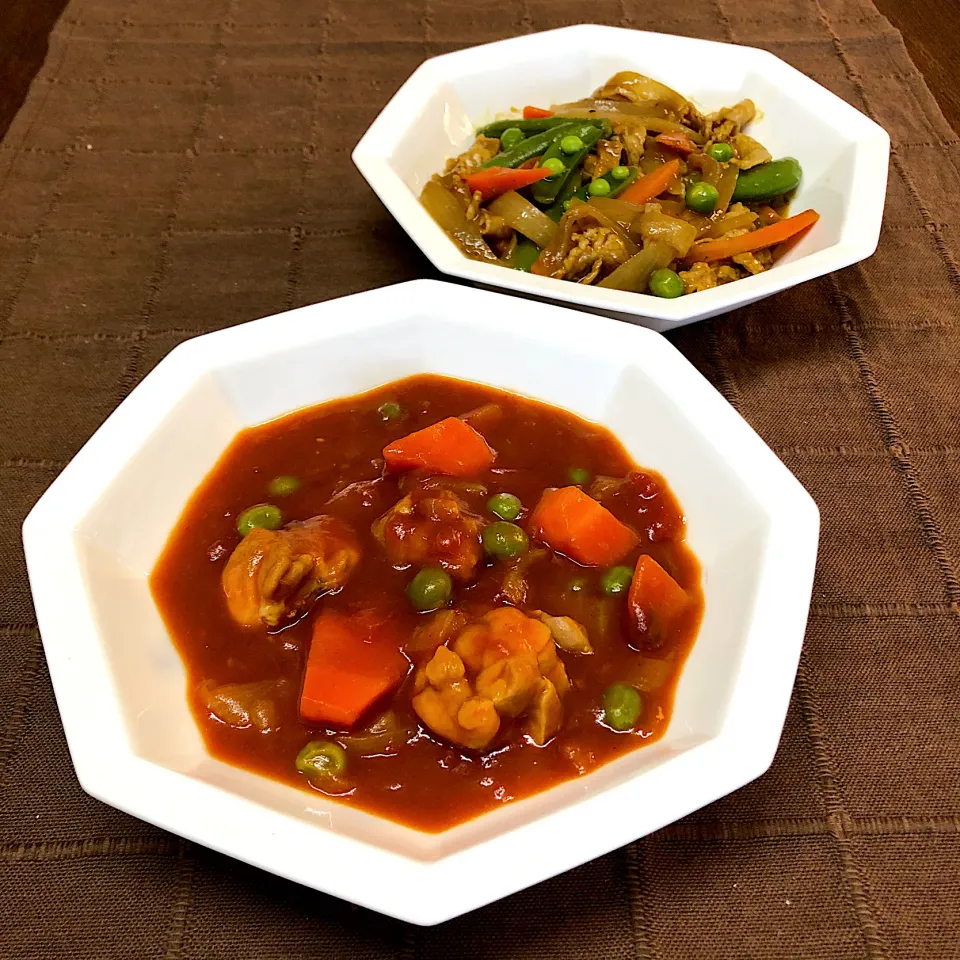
384;416;496;477
523;105;554;119
529;486;639;567
654;132;698;155
300;612;409;728
618;158;681;204
686;208;820;262
626;555;689;645
462;166;553;201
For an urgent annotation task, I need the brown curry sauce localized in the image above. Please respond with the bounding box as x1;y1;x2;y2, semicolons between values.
150;374;703;832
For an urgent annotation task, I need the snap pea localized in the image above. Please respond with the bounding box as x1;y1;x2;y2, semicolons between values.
481;121;583;169
573;165;638;203
731;157;802;202
545;166;585;221
477;117;577;138
531;121;609;205
512;239;541;272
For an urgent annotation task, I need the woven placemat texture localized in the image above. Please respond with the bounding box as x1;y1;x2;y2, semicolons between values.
1;0;958;956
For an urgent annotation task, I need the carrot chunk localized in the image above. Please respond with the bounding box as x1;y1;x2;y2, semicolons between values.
300;612;409;728
626;555;689;645
529;486;639;566
618;158;681;204
654;132;698;155
462;166;554;201
686;209;820;262
383;416;496;477
523;105;554;119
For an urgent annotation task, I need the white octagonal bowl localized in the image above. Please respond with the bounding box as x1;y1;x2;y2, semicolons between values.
353;23;889;332
23;280;818;924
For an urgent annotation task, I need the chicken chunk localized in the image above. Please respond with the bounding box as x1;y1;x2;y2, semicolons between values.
679;261;719;294
222;516;360;628
732;250;770;275
560;226;631;283
611;120;647;167
703;99;756;143
412;646;501;750
592;139;624;179
446;135;501;176
412;608;571;750
731;133;772;170
372;480;486;581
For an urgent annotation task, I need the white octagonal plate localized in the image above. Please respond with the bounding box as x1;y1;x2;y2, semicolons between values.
23;280;818;924
353;24;889;332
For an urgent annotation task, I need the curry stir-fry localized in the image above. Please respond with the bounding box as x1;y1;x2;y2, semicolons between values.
151;376;703;831
421;72;819;297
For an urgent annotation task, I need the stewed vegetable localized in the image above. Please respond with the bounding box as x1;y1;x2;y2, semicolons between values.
236;503;283;536
407;567;453;611
421;72;818;296
483;520;530;558
152;374;703;832
600;565;634;596
268;475;300;497
602;683;643;731
488;492;523;521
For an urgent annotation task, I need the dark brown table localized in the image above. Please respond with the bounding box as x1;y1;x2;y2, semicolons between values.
3;1;960;139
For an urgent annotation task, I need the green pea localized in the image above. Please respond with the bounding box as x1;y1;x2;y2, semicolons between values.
406;567;453;612
731;157;802;202
600;565;634;596
541;157;566;177
268;475;300;497
563;200;573;212
602;683;643;731
649;268;685;299
706;142;734;163
482;521;529;559
610;165;631;181
560;134;585;155
686;181;720;214
378;400;404;421
587;178;612;197
488;492;523;521
236;503;283;536
500;127;525;151
568;466;591;486
296;740;347;779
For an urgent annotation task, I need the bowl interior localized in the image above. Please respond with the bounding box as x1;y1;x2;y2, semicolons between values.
71;301;772;860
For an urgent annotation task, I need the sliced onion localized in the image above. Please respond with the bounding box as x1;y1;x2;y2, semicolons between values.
586;196;643;231
420;180;498;263
635;210;698;257
598;240;674;292
715;163;740;214
487;190;558;248
552;98;669;119
593;72;689;113
703;209;757;239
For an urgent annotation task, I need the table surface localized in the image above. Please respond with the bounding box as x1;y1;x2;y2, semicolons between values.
3;1;960;138
1;0;959;958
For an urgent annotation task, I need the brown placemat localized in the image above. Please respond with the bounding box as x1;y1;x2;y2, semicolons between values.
1;0;958;956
